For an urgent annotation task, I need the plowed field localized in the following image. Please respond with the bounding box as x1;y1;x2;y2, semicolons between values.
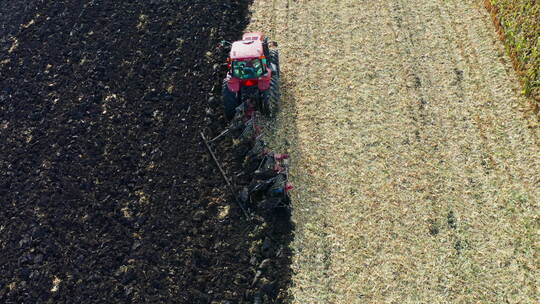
0;1;292;303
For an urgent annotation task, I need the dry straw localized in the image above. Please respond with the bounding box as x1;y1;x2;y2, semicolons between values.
249;0;539;303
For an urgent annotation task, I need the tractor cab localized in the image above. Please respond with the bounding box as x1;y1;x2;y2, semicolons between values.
222;32;280;119
231;58;266;80
228;32;270;88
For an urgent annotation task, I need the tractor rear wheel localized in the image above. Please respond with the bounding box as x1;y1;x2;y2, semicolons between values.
269;49;280;76
262;71;280;117
223;80;240;120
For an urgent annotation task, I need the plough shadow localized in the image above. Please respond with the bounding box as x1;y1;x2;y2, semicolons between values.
263;74;300;302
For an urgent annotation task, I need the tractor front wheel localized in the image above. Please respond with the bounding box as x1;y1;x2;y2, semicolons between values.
223;80;240;120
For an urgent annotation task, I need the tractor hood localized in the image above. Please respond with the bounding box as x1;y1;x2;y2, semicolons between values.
230;40;263;60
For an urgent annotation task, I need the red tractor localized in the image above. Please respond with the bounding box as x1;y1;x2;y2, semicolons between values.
222;32;280;119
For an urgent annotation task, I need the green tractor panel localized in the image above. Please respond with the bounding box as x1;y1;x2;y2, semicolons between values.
222;32;280;119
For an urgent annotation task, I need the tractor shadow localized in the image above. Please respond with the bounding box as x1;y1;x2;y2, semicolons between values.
259;73;301;303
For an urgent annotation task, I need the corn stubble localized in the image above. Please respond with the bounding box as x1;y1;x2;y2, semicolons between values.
249;0;539;303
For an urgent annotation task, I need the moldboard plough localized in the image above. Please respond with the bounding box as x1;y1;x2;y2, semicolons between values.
201;32;292;219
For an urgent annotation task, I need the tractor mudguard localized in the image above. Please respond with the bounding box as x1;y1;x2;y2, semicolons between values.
227;76;241;92
258;70;271;91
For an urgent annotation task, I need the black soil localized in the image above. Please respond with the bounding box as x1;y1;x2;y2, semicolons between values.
0;1;292;303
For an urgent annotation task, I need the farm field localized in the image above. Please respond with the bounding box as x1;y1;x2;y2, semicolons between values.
484;0;540;112
248;0;540;303
0;1;292;303
1;0;539;303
